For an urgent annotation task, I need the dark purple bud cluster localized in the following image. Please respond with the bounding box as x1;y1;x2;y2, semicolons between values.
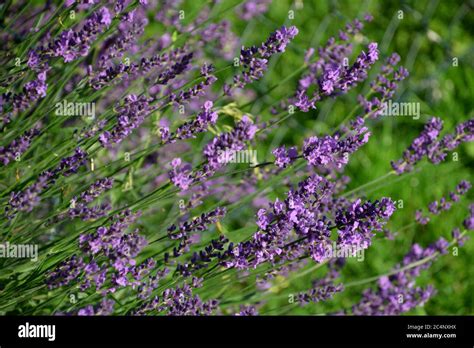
6;148;87;218
235;305;259;316
135;281;219;316
168;63;217;105
232;26;298;90
175;235;229;276
78;298;115;316
68;177;114;221
47;209;153;294
162;101;218;143
392;118;473;174
46;7;112;63
167;207;227;260
296;284;344;305
349;238;452;315
99;94;153;147
0;126;40;165
201;115;258;176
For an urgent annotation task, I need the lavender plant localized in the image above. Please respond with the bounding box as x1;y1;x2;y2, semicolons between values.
0;0;472;318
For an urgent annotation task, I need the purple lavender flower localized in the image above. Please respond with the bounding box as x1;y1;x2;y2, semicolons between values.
236;305;259;316
392;118;473;174
47;209;147;293
47;7;112;63
201;115;258;176
6;148;87;218
68;177;114;221
297;284;344;306
199;21;239;60
168;63;217;105
391;117;443;174
301;119;370;169
4;69;49;113
135;282;219;316
464;204;474;230
166;101;218;143
0;127;40;165
168;158;194;191
290;16;376;112
237;0;271;20
272;146;298;168
232;26;298;90
349;238;450;315
78;298;115;316
223;173;394;269
99;94;152;147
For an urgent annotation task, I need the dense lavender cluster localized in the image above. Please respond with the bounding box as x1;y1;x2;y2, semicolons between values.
47;210;153;294
6;148;87;218
0;0;472;319
392;118;473;174
231;26;298;90
47;7;112;63
415;180;471;225
99;94;153;147
68;177;114;221
349;238;451;315
291;16;375;112
161;100;218;143
0;127;40;165
135;281;219;316
273;117;370;170
223;174;394;269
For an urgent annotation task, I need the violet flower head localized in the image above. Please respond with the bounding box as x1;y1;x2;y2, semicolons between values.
272;145;298;168
237;0;271;20
48;7;112;63
48;209;147;293
169;157;194;191
0;127;40;166
169;101;218;142
232;26;298;89
392;118;473;174
68;177;114;221
78;298;115;316
201;115;258;176
391;117;443;174
99;94;152;147
349;238;451;315
464;204;474;231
